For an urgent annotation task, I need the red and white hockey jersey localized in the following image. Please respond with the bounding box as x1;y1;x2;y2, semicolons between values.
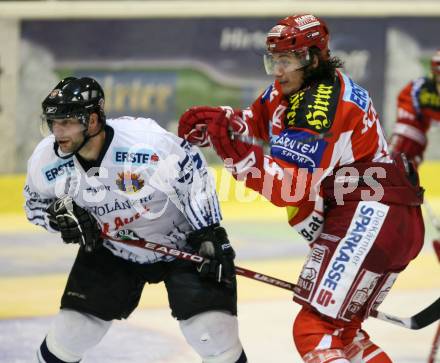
390;76;440;166
235;70;391;242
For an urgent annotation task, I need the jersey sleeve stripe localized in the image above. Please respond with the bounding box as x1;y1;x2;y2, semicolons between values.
393;124;427;146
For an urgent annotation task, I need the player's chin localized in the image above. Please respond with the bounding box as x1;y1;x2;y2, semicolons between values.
57;140;74;153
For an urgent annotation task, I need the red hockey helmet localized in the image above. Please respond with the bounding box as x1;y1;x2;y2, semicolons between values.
264;14;330;75
266;14;330;57
431;49;440;75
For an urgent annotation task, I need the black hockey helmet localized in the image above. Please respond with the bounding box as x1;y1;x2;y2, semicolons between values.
41;77;106;158
42;76;106;129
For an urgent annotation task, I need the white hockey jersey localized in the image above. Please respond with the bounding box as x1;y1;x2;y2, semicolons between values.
24;117;222;264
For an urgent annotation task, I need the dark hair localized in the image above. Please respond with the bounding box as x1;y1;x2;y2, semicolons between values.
302;47;344;87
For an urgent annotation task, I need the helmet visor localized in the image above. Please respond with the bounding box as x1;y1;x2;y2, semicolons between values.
40;115;87;138
263;50;310;75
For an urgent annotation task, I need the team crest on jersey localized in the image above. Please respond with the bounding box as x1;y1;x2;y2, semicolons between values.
116;172;145;193
285;80;338;133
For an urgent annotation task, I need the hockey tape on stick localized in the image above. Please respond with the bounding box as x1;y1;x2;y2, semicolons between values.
102;233;440;330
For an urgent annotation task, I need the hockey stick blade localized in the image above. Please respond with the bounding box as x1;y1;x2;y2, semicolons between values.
103;233;440;330
369;297;440;330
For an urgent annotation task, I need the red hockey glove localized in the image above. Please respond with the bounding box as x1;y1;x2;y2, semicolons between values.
178;106;226;147
389;134;424;168
207;111;262;175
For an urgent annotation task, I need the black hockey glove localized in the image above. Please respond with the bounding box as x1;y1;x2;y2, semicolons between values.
46;196;102;253
187;224;236;288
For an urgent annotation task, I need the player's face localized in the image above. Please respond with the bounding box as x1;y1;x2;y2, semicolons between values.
270;53;305;96
50;118;86;153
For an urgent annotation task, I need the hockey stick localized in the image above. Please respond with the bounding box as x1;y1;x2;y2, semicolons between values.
102;232;440;330
369;297;440;330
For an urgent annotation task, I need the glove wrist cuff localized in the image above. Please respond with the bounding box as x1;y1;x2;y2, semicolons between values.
224;148;263;175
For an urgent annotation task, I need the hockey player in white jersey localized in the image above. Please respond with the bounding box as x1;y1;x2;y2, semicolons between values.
24;77;248;363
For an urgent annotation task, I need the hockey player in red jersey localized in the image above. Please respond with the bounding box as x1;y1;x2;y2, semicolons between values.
388;50;440;363
389;49;440;167
178;14;425;363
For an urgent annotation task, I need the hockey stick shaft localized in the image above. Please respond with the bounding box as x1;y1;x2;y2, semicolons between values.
102;233;294;291
103;233;440;330
103;234;205;263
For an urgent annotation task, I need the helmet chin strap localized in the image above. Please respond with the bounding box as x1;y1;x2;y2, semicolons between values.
54;125;104;160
